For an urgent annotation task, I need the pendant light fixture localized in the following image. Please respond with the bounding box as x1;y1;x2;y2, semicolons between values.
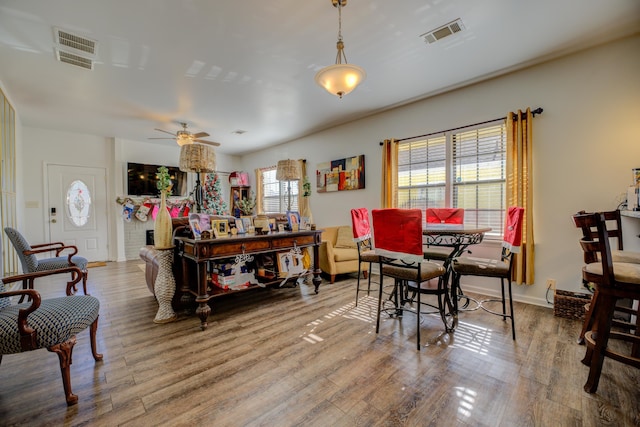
315;0;366;99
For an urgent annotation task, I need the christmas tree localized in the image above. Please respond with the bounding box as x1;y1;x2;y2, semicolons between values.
202;173;228;215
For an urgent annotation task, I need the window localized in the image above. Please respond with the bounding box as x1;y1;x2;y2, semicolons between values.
260;167;299;214
397;120;506;238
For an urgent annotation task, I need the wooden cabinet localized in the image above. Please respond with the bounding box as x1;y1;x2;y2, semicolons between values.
230;186;250;217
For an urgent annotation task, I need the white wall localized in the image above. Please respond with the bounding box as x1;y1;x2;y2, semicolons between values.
241;35;640;307
19;129;242;261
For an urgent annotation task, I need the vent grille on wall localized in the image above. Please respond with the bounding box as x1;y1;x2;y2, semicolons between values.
420;19;465;44
53;27;97;70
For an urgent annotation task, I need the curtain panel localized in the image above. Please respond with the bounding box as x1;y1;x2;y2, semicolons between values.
506;108;535;285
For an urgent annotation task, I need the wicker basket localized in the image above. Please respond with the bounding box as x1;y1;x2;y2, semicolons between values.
553;289;592;320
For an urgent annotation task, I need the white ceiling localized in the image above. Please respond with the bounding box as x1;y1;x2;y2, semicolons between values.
0;0;638;155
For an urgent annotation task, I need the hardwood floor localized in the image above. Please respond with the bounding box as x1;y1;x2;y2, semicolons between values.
1;261;638;426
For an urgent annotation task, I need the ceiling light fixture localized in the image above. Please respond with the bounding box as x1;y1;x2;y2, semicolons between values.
314;0;366;99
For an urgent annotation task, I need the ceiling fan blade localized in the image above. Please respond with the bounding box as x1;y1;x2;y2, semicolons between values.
194;139;221;147
192;132;210;139
148;137;175;140
154;128;177;136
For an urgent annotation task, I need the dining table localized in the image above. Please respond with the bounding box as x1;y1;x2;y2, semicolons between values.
423;224;492;310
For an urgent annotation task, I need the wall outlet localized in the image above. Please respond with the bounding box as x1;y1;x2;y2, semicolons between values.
546;279;556;290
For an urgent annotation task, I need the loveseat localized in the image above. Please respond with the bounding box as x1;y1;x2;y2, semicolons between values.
318;225;368;284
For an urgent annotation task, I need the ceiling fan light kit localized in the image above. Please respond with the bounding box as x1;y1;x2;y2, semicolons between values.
315;0;366;98
150;122;221;147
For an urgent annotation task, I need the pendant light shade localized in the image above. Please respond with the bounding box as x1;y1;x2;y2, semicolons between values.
315;0;365;98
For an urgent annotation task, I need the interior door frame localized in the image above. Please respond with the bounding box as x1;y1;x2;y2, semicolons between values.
43;162;112;261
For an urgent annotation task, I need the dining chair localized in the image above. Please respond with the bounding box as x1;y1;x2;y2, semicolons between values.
450;206;525;340
573;209;640;345
423;208;465;261
4;227;89;297
571;211;640;393
350;208;380;306
0;232;102;405
372;208;452;350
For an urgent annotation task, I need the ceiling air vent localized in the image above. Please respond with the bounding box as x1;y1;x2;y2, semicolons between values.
420;18;465;44
54;28;97;55
55;49;94;70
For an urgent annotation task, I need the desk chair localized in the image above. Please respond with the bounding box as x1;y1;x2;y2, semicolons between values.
572;211;640;393
423;208;465;261
350;208;379;306
4;227;89;296
451;206;524;340
372;208;452;350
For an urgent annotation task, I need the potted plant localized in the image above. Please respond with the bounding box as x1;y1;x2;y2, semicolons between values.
238;192;256;216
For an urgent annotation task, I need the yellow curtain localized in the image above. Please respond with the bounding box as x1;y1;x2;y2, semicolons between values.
298;159;313;223
506;109;535;285
380;139;398;208
254;168;264;214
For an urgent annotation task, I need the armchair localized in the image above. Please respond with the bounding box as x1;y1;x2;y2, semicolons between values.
0;265;102;405
4;227;89;296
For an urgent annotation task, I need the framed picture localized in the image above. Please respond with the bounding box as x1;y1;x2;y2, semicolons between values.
300;216;310;230
235;219;245;234
212;219;229;236
276;251;304;278
286;211;300;231
241;216;253;230
254;217;270;232
189;217;203;239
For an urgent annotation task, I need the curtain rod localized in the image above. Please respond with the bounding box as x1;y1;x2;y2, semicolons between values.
382;107;543;144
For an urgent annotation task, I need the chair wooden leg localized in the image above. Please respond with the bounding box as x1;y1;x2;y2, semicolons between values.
583;293;617;393
579;289;599;345
90;316;103;361
330;274;335;284
48;336;79;406
363;271;368;279
82;270;89;295
508;280;516;340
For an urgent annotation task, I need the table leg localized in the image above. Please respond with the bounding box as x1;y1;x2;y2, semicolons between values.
194;261;211;330
312;243;322;293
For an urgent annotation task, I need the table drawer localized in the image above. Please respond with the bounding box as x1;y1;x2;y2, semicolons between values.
207;239;271;257
272;235;315;249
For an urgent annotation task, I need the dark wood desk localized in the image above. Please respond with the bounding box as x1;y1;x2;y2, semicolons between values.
175;230;323;330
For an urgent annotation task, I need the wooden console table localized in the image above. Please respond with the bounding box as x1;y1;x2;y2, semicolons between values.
175;229;323;330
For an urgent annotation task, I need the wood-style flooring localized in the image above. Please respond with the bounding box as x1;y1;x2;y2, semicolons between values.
0;261;638;426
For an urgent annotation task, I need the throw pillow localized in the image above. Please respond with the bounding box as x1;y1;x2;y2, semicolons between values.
334;226;357;249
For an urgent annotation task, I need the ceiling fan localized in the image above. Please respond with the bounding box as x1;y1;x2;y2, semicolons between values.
149;122;221;147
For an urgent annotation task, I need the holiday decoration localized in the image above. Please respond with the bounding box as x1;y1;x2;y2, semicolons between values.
202;172;228;215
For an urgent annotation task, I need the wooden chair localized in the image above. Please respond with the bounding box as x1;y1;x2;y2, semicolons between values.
4;227;89;296
0;258;102;405
423;208;465;261
350;208;379;306
571;211;640;393
372;208;452;350
574;210;640;344
450;207;525;340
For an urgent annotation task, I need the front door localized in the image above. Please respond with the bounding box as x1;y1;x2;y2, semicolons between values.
46;164;109;262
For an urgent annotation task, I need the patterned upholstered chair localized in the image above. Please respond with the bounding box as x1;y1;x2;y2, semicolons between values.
4;227;89;296
0;260;102;405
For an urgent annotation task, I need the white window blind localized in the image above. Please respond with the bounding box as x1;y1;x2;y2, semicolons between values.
261;167;299;214
397;120;506;238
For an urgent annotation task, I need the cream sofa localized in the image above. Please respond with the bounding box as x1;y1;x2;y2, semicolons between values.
319;225;368;284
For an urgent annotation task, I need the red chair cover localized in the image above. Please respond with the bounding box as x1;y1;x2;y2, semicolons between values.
503;206;525;253
372;208;423;263
426;208;464;224
350;208;371;242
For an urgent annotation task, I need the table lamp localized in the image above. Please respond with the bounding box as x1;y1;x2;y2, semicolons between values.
179;144;216;212
276;159;301;212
